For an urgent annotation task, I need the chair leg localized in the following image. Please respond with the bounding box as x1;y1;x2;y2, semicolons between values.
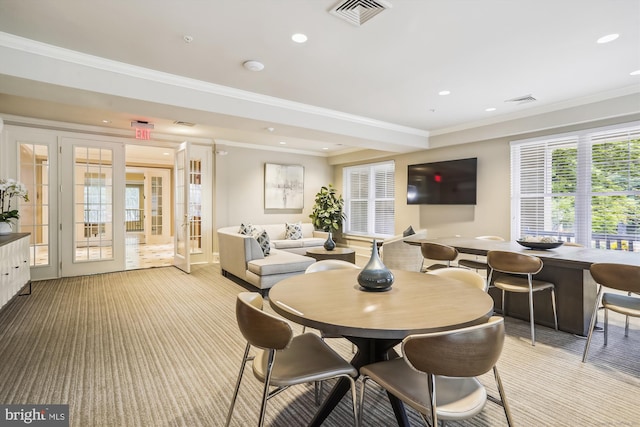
604;308;609;346
493;366;514;427
550;287;558;331
346;376;360;427
582;286;603;363
625;292;631;337
528;285;536;346
225;343;252;427
314;381;323;405
428;373;438;427
358;376;370;425
625;315;630;337
258;349;276;427
501;289;506;316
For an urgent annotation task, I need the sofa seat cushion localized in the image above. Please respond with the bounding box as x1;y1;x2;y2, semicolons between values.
303;237;326;247
247;250;315;276
273;239;304;249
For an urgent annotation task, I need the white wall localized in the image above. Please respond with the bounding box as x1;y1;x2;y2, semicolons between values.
214;145;332;231
331;111;640;242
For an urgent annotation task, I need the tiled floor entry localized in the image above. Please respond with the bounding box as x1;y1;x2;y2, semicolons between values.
32;238;174;271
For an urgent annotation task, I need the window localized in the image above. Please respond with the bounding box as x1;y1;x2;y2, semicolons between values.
343;161;395;237
511;122;640;252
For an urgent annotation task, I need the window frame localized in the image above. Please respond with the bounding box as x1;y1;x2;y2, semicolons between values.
511;121;640;251
343;160;395;238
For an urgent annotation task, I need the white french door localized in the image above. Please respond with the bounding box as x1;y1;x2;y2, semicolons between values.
146;168;172;245
60;137;126;276
173;141;191;273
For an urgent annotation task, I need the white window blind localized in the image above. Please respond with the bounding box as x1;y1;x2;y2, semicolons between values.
344;161;395;237
511;122;640;251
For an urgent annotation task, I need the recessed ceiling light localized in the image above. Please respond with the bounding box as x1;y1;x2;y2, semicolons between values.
485;107;496;112
102;119;111;124
243;60;264;71
183;35;193;44
597;33;619;44
266;127;275;132
292;33;308;43
279;141;287;145
322;147;329;150
163;152;170;156
630;69;640;76
438;90;451;96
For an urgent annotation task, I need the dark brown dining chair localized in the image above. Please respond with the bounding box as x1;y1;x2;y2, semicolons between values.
487;250;558;346
582;263;640;363
359;316;513;426
420;242;459;272
225;292;359;427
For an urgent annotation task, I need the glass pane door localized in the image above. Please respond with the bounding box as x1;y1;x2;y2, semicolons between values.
173;142;190;273
60;138;125;276
17;136;58;280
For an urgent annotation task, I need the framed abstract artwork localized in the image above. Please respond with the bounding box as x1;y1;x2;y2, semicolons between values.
264;163;304;209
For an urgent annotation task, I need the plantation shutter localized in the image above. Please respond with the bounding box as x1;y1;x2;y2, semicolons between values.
344;161;395;237
511;121;640;250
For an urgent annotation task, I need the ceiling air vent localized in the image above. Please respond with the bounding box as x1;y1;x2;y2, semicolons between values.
329;0;392;26
173;121;196;127
504;94;537;105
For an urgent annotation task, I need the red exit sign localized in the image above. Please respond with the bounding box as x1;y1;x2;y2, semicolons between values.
135;128;151;140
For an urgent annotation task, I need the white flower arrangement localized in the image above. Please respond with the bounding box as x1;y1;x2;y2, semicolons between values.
0;178;29;223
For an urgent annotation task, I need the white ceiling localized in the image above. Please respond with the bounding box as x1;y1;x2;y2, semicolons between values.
0;0;639;156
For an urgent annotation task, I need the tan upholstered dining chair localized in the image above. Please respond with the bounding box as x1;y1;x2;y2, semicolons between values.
303;260;360;338
420;242;458;272
427;267;487;291
487;250;558;346
225;292;359;427
582;263;640;363
358;316;513;426
303;258;360;401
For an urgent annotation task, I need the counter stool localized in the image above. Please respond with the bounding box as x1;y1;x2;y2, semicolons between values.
487;250;558;346
582;263;640;363
420;242;458;272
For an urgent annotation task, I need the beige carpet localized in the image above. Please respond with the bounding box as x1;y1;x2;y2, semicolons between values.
0;264;638;426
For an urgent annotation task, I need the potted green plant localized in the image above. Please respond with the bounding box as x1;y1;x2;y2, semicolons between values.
309;184;346;251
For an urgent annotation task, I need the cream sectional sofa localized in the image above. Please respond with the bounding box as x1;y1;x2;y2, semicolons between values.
217;223;327;292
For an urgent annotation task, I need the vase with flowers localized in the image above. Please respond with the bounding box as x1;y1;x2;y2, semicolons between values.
0;178;29;235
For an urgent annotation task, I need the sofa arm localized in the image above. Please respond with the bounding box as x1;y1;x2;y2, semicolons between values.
217;230;264;279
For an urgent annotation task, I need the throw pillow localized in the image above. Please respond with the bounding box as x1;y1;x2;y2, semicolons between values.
253;229;271;256
239;223;256;235
402;225;416;237
285;222;303;240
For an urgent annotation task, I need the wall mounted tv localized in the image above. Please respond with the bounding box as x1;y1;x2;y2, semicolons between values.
407;158;477;205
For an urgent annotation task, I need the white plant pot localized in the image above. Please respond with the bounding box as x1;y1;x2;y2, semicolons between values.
0;221;12;235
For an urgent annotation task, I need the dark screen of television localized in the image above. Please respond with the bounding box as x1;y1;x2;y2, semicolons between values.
407;158;477;205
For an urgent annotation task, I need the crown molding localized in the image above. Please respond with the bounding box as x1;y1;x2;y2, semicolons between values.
0;32;429;143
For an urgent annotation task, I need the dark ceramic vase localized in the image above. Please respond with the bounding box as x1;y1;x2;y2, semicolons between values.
324;231;336;251
357;239;394;291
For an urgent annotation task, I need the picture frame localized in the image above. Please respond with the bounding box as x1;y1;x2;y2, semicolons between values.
264;163;304;209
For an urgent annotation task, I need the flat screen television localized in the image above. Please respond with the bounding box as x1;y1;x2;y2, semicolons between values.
407;158;477;205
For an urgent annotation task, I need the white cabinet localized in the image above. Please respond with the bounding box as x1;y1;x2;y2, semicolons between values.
0;233;31;310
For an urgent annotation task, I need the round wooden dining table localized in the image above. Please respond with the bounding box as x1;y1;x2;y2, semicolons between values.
268;268;494;427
